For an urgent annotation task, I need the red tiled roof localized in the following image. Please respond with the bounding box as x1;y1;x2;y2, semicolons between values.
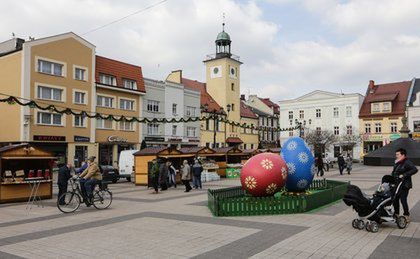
240;101;258;119
181;78;224;114
259;97;280;114
359;81;411;118
95;55;146;93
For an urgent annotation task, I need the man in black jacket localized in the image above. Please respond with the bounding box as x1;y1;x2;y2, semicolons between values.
57;163;73;205
392;148;418;221
338;154;345;175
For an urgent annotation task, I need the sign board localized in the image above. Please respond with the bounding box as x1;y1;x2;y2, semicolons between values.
363;134;383;142
389;134;401;141
107;136;128;143
74;136;90;142
34;135;66;142
145;137;164;142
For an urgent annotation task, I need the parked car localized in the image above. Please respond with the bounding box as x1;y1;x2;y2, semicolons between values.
118;150;138;182
100;165;120;183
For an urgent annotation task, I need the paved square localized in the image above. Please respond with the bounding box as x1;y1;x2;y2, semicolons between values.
0;164;419;258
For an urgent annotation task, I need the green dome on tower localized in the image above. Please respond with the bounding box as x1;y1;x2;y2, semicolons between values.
216;31;230;41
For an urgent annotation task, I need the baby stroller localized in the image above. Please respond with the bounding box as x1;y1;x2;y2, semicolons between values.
343;175;408;232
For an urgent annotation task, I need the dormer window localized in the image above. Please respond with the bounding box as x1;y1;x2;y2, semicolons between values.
372;103;380;113
99;74;117;86
383;102;391;112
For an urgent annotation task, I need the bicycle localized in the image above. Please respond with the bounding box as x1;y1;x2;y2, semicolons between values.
57;177;112;213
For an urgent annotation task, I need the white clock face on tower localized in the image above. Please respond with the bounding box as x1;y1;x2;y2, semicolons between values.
210;65;222;78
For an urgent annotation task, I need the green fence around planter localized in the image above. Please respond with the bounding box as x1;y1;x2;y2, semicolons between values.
207;179;350;217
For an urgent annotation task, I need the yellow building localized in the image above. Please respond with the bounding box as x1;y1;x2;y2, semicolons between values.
359;80;412;157
0;32;145;166
167;24;259;148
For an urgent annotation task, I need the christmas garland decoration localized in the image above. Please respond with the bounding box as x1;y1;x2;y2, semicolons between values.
0;95;301;132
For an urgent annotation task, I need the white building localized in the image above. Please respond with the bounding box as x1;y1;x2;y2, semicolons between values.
279;90;364;159
408;79;420;140
143;78;201;147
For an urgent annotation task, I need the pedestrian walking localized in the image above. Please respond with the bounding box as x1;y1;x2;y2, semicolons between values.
150;159;160;194
168;162;177;188
181;160;192;192
391;148;418;222
316;155;324;177
159;160;169;191
192;159;203;189
346;154;353;175
57;163;72;205
323;154;330;171
338;153;345;175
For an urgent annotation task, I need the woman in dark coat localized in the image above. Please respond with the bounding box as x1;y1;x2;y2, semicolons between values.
316;155;324;177
57;163;72;205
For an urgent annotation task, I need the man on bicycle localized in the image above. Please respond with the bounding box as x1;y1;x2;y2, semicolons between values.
79;156;102;205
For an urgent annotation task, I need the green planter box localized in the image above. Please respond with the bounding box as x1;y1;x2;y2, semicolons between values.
207;179;349;217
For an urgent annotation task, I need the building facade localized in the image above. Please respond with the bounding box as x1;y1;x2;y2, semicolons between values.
246;95;280;148
239;100;259;149
359;80;412;156
95;56;145;166
0;33;97;165
142;77;201;147
279;90;364;159
407;78;420;141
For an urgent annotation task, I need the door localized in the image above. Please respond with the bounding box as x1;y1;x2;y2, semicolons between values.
74;146;88;168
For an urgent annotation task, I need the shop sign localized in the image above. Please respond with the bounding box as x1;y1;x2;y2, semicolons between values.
414;121;420;132
74;136;90;142
389;134;401;141
188;139;200;143
168;138;182;142
145;137;164;142
34;135;66;142
107;135;128;143
363;134;383;142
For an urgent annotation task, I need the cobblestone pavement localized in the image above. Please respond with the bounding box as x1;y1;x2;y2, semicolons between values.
0;164;419;258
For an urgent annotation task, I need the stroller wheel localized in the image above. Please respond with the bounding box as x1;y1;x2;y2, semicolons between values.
357;220;365;230
352;219;359;229
397;216;408;229
366;222;372;232
370;221;379;233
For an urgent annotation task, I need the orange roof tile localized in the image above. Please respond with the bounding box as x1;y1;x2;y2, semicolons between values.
181;78;224;114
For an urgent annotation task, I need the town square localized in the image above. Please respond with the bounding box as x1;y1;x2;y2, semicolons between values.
0;0;419;258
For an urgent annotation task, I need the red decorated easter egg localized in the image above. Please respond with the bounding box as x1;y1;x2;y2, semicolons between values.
240;152;288;196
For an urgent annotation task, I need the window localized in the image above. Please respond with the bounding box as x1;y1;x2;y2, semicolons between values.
215;120;221;131
346;106;352;117
37;112;62;126
243;127;246;134
123;79;137;90
120;99;134;110
172;104;177;115
289;120;293;126
96;118;113;129
74;115;86;127
147;100;159;112
231;103;235;111
316;109;321;118
186;106;196;117
289;130;293;137
231;83;234;91
37;86;63;101
187;127;196;137
288;111;293;120
206;142;210;148
375;123;382;133
205;119;210;130
74;68;86;81
97;95;114;108
99;74;117;86
365;123;371;133
316;127;321;133
333;107;339;118
299;110;304;119
346;125;353;135
391;122;398;133
334;126;340;135
383;102;391;112
74;91;86;104
251;144;254;149
120;121;134;131
308;119;312;125
37;59;63;76
147;124;159;135
372;103;380;112
172;125;177;135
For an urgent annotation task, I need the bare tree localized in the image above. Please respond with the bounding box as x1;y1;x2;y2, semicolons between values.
338;134;361;154
304;129;337;155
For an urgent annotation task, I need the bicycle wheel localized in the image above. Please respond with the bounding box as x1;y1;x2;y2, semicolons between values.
92;190;112;210
57;192;81;213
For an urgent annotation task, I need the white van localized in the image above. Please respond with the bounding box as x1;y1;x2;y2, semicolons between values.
118;150;138;182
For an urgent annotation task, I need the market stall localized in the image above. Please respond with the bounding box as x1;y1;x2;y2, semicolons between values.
0;144;54;203
181;147;220;182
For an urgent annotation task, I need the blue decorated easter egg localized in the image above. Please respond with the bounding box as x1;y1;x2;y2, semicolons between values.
281;137;316;192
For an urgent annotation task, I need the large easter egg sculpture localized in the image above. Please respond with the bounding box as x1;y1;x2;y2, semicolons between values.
240;152;288;196
281;137;316;192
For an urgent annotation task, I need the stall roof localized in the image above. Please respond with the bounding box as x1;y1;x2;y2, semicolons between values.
214;146;243;155
179;146;216;155
0;143;30;153
241;149;258;155
134;147;168;156
268;148;281;153
0;143;53;158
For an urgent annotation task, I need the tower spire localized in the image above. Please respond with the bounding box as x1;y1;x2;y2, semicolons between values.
222;13;226;31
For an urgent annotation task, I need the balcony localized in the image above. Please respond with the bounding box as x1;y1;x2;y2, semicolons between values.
204;53;241;63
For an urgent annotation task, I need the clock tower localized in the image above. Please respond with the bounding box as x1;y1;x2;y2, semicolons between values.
204;23;243;145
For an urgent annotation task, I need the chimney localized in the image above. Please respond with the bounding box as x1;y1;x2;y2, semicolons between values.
240;94;245;101
369;80;375;93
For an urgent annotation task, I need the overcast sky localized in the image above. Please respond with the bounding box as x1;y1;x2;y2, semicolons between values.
2;0;420;101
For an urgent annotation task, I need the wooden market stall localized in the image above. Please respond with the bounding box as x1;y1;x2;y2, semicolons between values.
0;143;54;203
